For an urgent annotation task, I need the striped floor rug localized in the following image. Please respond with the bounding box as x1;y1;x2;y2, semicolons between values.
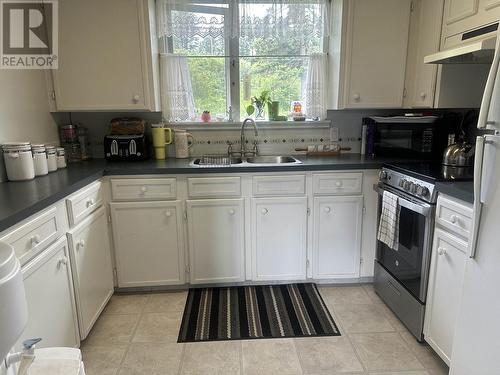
178;283;340;343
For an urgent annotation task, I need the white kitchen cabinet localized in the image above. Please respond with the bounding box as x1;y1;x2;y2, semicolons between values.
251;197;307;281
52;0;159;111
18;237;80;350
340;0;411;108
424;228;467;365
186;199;245;284
67;207;114;339
444;0;479;26
312;196;363;279
442;0;500;43
404;0;444;108
110;201;185;287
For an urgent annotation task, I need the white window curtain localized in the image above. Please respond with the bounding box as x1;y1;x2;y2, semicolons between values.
159;54;196;122
304;52;328;120
156;0;330;43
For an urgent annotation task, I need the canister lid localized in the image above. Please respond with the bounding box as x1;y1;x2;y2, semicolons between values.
45;145;56;154
32;144;46;152
0;242;18;281
2;142;31;152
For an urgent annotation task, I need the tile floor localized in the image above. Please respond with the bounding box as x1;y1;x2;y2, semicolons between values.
81;284;449;375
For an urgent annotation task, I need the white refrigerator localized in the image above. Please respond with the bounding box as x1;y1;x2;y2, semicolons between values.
450;32;500;374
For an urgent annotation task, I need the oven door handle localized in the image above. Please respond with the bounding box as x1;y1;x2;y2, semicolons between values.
373;184;432;217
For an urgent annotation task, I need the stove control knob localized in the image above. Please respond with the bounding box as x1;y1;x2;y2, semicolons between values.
410;182;417;194
399;179;406;188
420;186;430;197
379;170;388;180
403;180;411;191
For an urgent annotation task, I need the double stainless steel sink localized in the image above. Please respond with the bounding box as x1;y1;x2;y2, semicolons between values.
190;155;302;167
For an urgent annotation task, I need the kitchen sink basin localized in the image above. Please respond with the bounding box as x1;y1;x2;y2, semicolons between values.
246;156;300;164
191;157;243;166
189;155;301;167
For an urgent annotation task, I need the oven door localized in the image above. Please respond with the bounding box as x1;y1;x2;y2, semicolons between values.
374;184;435;303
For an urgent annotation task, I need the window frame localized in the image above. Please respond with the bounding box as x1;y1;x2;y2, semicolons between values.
165;1;329;122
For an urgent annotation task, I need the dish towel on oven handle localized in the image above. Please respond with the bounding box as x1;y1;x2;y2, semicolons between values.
377;190;401;251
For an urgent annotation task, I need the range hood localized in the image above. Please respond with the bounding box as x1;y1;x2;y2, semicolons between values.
424;36;496;64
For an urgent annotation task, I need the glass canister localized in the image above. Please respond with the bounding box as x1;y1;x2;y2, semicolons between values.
32;144;48;176
46;146;58;172
2;142;35;181
56;147;67;169
65;143;82;163
59;124;78;144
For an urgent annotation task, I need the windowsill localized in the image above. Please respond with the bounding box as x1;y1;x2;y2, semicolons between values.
164;120;331;130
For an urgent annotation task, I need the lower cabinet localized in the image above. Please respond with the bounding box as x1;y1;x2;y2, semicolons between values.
110;201;185;287
67;206;114;340
312;196;363;279
424;228;467;365
251;197;307;281
18;237;80;349
186;199;245;284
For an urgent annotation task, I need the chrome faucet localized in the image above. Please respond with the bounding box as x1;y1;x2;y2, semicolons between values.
240;118;259;157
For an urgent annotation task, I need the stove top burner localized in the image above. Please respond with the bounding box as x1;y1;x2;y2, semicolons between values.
383;162;474;183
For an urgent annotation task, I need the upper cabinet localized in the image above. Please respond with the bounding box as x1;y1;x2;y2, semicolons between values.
442;0;500;49
337;0;412;109
51;0;160;111
404;0;445;108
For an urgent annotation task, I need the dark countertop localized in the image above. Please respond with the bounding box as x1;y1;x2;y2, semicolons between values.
436;181;474;204
0;154;403;233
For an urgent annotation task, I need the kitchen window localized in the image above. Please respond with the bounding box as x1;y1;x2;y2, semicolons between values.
157;0;330;122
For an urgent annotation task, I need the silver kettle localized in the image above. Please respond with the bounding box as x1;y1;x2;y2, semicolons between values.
442;142;475;167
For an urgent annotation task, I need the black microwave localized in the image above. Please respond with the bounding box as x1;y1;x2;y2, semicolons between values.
363;116;441;159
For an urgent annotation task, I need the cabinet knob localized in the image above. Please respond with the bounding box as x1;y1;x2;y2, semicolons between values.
30;234;41;246
86;199;95;208
228;209;235;216
261;208;269;215
58;256;68;268
140;186;148;194
335;181;343;187
165;211;172;217
450;215;458;224
77;239;85;249
133;94;140;103
353;93;360;102
438;247;447;256
324;206;332;213
420;92;427;100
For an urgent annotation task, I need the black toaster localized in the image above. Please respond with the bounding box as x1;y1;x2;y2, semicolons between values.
104;134;148;161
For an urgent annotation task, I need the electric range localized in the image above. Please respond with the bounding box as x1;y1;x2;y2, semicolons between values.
373;161;473;342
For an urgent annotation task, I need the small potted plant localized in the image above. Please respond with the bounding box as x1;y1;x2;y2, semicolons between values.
247;91;272;120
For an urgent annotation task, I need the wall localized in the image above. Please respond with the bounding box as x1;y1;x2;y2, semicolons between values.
0;70;59;181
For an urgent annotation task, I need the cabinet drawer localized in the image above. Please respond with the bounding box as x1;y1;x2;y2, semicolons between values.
436;195;472;240
111;178;177;201
313;173;363;195
66;181;103;226
188;177;241;198
253;175;305;196
1;206;65;265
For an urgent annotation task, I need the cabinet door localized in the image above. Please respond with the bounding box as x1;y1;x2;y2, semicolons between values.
67;207;114;339
18;237;79;349
404;0;444;108
444;0;479;25
424;228;467;365
110;201;185;288
53;0;150;110
187;199;245;284
342;0;411;108
312;196;363;279
252;197;307;281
